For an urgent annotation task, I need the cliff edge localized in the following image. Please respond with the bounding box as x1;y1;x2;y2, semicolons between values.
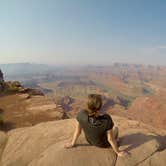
0;115;165;166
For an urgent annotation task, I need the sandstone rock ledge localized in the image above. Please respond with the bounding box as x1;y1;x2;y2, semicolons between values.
0;116;165;166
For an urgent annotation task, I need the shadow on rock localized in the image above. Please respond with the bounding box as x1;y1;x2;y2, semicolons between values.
0;108;4;114
119;133;166;152
0;121;15;131
75;143;92;147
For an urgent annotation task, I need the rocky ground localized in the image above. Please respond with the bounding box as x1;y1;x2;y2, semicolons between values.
0;94;65;131
0;115;165;166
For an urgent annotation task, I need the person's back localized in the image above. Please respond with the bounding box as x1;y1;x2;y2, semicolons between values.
65;94;128;157
76;109;114;147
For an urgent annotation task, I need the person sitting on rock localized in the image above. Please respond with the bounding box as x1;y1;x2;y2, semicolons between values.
65;94;128;157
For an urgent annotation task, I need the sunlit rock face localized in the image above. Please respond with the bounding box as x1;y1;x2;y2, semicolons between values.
0;116;165;166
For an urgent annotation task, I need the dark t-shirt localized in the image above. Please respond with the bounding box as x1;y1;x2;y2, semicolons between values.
76;109;114;147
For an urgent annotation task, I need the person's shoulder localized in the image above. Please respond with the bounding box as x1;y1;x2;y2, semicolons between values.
76;109;88;121
102;113;112;119
77;109;88;116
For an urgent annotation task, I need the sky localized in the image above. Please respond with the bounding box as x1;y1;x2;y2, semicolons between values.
0;0;166;65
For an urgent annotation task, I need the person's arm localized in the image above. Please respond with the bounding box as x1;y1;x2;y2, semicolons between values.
64;120;82;148
107;129;127;157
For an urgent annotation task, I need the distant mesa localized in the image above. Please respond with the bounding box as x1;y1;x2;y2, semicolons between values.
114;95;132;109
57;80;95;88
102;95;133;111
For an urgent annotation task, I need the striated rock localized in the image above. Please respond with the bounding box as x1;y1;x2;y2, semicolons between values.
128;95;166;130
0;116;165;166
100;95;132;112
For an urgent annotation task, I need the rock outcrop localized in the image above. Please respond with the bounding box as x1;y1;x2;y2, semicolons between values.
19;88;44;97
0;116;165;166
56;96;74;111
0;94;65;130
0;69;44;97
0;69;4;82
0;69;4;91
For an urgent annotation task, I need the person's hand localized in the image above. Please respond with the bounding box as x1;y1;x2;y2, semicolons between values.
117;150;129;157
64;142;75;149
